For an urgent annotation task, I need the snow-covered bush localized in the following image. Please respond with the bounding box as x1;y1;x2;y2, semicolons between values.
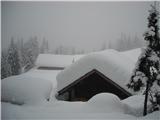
87;93;124;113
7;38;21;76
1;75;52;105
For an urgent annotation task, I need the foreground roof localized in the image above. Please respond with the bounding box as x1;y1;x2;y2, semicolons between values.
57;48;142;94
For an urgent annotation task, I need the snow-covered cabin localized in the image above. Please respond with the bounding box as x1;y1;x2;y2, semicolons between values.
56;49;142;101
35;54;84;70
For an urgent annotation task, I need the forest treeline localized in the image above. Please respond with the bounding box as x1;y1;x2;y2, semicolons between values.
1;33;144;79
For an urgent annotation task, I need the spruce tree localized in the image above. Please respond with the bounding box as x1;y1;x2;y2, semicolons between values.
23;36;39;71
1;50;11;79
127;2;160;116
7;38;21;75
40;38;49;53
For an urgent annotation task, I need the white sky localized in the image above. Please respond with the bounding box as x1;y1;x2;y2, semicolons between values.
2;1;153;52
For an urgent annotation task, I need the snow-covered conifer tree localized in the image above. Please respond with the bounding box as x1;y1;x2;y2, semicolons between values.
127;2;160;115
40;38;49;53
24;36;39;71
7;37;21;75
1;50;11;79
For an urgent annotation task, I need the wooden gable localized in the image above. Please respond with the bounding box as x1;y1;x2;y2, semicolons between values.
57;69;131;101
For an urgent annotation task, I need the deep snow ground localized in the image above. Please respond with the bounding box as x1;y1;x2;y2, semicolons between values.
1;93;134;119
2;93;160;120
1;48;160;119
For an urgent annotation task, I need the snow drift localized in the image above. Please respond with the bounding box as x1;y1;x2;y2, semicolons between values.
87;93;124;113
122;95;151;117
2;93;158;119
1;75;52;105
2;93;135;119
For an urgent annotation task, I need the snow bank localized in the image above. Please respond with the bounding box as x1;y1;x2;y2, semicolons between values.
122;95;151;117
1;101;135;119
1;90;159;120
57;49;136;93
35;54;84;68
1;75;52;105
3;99;159;119
87;93;124;113
1;93;135;119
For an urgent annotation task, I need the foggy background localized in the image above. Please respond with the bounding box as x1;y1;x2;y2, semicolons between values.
2;1;152;53
2;1;156;79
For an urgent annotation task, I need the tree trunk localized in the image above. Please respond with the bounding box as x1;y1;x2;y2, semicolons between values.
143;80;149;116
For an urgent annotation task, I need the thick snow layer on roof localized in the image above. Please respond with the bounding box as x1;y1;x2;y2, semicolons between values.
57;49;140;93
24;69;60;88
35;54;84;68
23;69;61;101
120;48;142;64
1;75;52;105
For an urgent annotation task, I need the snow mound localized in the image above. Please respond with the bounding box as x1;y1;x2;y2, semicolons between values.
35;54;84;68
1;75;52;105
57;49;136;93
87;93;124;113
122;95;151;117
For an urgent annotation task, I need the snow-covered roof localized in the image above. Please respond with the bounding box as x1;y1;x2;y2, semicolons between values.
56;48;142;94
35;54;84;68
121;48;142;64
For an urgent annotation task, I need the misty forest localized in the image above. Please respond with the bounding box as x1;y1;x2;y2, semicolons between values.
1;34;144;79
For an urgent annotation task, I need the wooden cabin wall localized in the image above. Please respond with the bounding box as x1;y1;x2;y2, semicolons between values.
58;70;131;101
